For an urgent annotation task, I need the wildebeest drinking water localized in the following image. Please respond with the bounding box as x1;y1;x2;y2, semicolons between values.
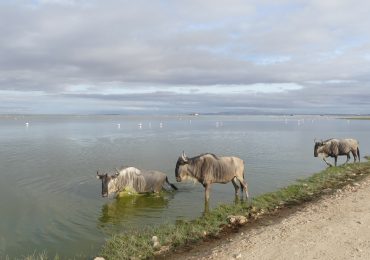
314;138;360;167
175;152;249;202
97;166;177;197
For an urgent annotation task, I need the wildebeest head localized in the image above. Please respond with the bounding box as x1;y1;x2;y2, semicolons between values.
314;139;325;157
96;171;118;197
175;151;189;182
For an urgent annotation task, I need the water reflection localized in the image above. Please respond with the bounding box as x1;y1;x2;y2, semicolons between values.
202;195;248;217
98;193;174;226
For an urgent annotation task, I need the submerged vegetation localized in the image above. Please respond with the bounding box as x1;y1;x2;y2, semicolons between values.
100;160;370;259
341;116;370;120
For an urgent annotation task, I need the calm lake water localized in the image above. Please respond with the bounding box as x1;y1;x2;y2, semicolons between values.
0;115;369;258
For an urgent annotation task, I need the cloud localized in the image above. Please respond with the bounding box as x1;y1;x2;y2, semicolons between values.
0;0;370;114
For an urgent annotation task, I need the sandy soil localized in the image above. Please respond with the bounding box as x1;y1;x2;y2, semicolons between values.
170;177;370;260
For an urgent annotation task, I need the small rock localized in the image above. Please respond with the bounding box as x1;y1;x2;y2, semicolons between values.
94;257;105;260
233;253;242;259
227;215;248;225
153;241;161;250
353;183;360;187
152;236;161;250
356;221;362;224
229;216;236;224
153;245;171;256
160;245;170;252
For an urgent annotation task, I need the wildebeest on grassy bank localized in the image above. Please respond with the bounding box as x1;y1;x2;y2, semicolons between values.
97;166;177;198
314;138;360;167
175;152;248;202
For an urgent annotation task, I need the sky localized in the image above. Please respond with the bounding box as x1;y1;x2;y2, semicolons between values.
1;0;370;115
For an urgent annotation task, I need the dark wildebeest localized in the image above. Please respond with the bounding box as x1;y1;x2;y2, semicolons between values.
175;152;249;202
97;166;177;198
314;138;360;167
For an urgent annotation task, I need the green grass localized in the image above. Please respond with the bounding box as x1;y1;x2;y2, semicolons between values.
7;252;60;260
99;160;370;259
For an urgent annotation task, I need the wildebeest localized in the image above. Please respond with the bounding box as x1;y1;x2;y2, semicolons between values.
314;138;360;167
175;152;249;202
97;166;177;198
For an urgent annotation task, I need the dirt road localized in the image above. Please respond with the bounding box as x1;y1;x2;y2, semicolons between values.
172;177;370;260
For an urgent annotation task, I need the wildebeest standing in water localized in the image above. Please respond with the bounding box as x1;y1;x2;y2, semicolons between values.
314;138;360;167
97;166;177;198
175;152;249;202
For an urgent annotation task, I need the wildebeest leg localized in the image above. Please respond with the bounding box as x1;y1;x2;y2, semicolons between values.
351;150;357;163
204;184;211;202
322;157;333;167
203;200;210;216
334;156;338;166
235;176;249;199
357;147;360;163
231;177;240;196
345;153;350;164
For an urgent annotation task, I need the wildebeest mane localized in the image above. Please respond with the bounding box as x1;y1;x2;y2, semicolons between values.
188;153;219;161
114;166;147;192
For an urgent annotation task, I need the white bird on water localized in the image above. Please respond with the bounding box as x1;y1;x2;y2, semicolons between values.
25;122;29;127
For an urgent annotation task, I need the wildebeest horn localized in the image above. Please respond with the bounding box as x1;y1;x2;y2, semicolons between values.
96;170;100;179
182;151;188;161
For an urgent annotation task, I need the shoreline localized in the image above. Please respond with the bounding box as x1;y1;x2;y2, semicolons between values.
99;159;370;259
167;173;370;259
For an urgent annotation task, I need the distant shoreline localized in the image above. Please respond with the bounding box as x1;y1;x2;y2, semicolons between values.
1;113;370;117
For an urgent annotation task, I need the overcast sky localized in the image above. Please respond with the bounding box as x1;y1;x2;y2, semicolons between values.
1;0;370;114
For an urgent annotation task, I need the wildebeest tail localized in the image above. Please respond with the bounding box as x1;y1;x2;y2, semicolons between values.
166;176;178;190
358;147;360;162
